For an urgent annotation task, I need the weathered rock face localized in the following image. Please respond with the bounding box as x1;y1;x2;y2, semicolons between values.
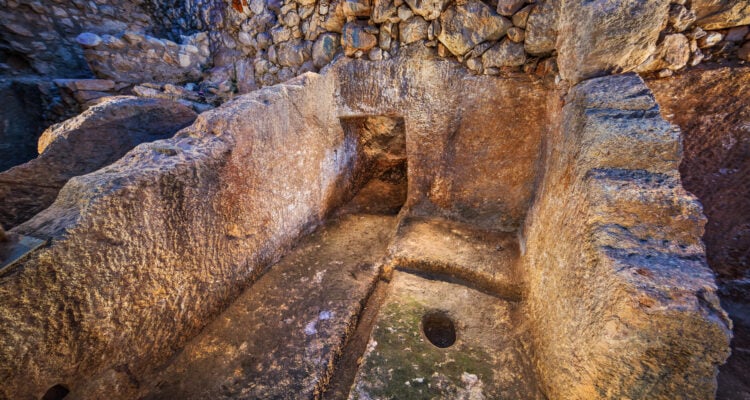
334;52;556;230
2;0;748;397
437;0;511;56
648;65;750;283
139;214;397;399
0;48;734;400
0;55;555;398
350;271;544;399
79;31;211;84
0;73;355;399
521;73;731;398
556;0;670;83
0;96;196;229
692;0;750;29
647;63;750;400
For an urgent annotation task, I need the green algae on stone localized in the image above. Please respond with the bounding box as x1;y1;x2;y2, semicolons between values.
350;272;545;399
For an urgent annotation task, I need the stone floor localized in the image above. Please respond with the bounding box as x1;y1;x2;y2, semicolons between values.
350;271;544;399
137;211;544;399
141;213;397;399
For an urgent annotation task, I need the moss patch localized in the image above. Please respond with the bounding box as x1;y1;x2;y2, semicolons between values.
354;298;496;399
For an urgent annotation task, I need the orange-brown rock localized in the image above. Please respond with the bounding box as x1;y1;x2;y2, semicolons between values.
0;54;734;400
648;64;750;282
647;65;750;398
522;73;731;399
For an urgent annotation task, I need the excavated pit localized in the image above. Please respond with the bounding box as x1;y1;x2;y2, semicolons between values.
0;56;733;400
422;310;457;348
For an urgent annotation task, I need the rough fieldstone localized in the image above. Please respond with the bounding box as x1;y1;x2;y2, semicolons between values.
368;46;383;60
342;21;378;56
271;25;292;44
725;25;749;41
277;40;308;67
404;0;449;21
256;32;272;49
637;33;690;72
482;39;526;68
372;0;397;23
321;0;348;32
512;4;533;28
379;23;393;49
277;67;296;81
462;40;490;59
343;0;371;17
555;0;670;83
313;32;340;67
437;0;512;56
75;32;102;48
249;0;265;14
692;0;750;29
669;4;697;32
282;10;301;27
397;4;413;21
698;31;723;47
497;0;525;16
507;26;524;42
466;56;483;72
524;2;557;55
399;16;429;44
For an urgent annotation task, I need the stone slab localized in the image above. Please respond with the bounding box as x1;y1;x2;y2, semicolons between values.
349;271;543;399
141;214;397;399
388;216;522;299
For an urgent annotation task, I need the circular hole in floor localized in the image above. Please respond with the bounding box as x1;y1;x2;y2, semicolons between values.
422;311;456;348
41;384;69;400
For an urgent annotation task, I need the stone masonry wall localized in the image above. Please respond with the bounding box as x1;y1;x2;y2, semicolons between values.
180;0;750;87
4;0;747;110
46;0;746;111
0;0;158;76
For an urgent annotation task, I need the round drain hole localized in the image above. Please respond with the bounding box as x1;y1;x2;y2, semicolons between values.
422;311;456;348
41;384;69;400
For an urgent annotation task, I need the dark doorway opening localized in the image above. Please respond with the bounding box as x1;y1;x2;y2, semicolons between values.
338;116;407;215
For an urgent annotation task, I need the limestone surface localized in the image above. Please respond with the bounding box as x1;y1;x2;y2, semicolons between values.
0;29;740;400
522;73;731;399
140;214;396;399
0;96;196;229
350;271;544;399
